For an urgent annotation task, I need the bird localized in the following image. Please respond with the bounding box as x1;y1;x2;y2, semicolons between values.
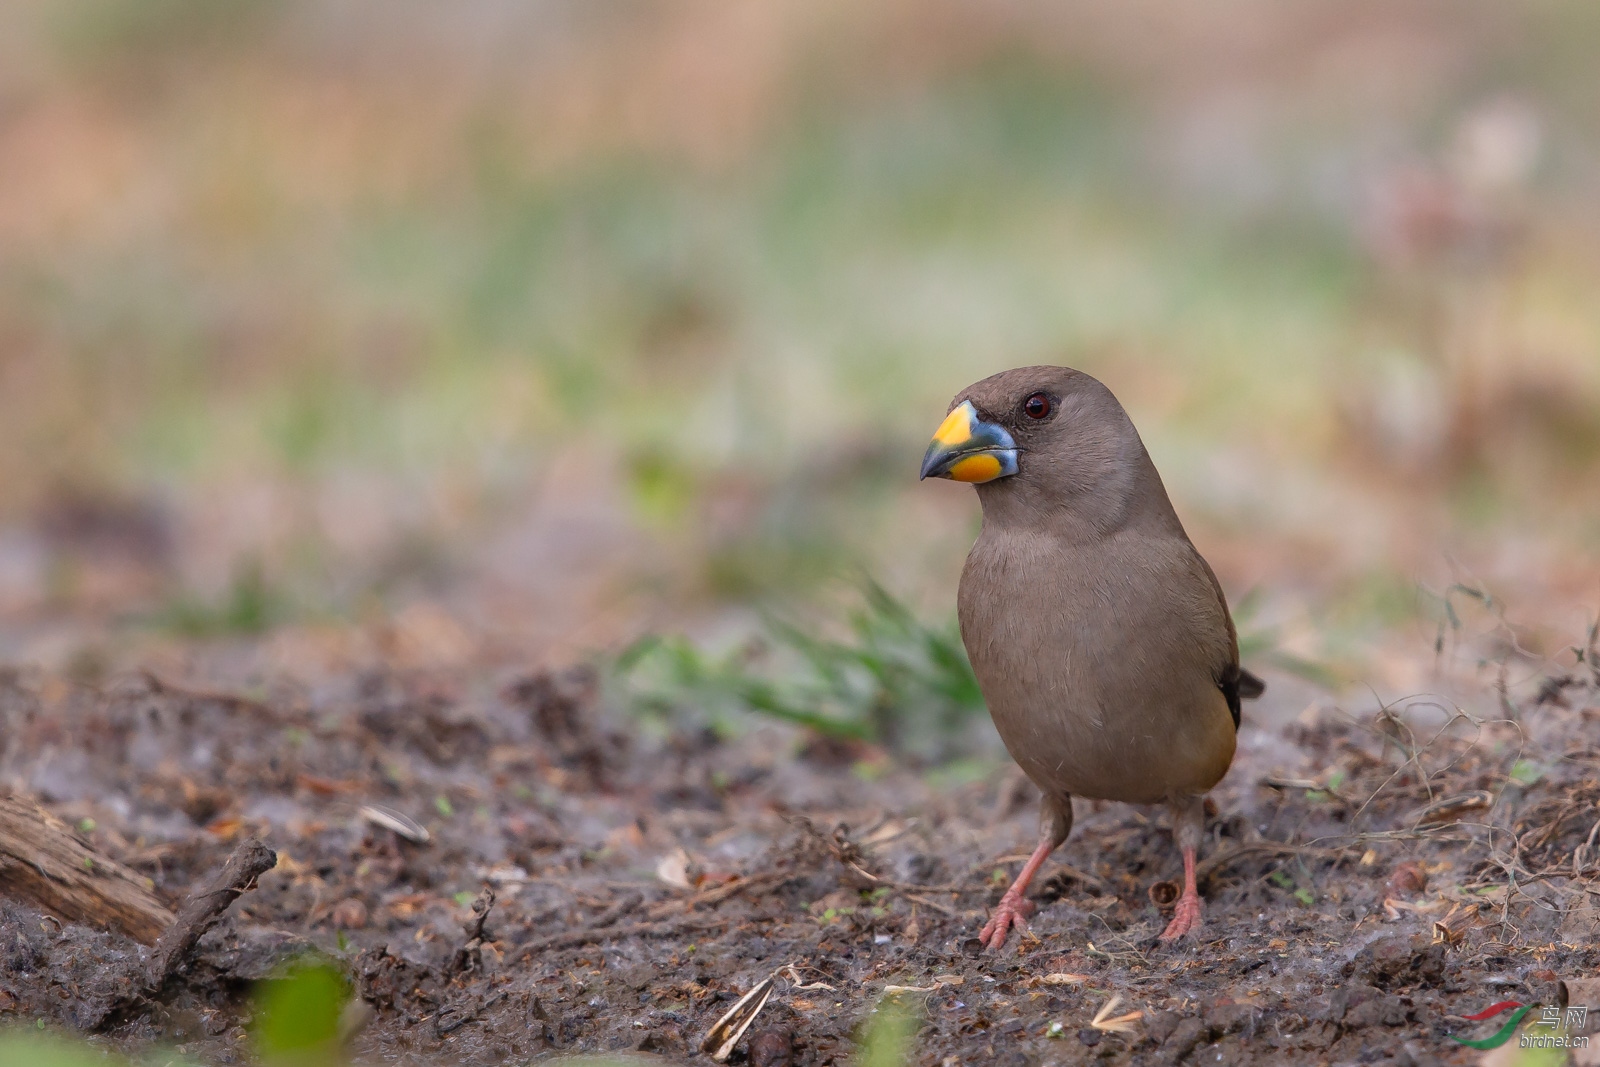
919;365;1263;948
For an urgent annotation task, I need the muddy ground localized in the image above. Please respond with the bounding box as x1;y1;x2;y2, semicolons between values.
1;647;1598;1067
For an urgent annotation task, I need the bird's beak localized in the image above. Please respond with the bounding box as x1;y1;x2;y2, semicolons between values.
919;400;1019;483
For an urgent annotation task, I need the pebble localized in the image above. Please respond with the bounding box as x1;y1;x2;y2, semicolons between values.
749;1027;794;1067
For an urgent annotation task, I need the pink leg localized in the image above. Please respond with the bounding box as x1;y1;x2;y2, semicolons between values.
980;837;1053;950
1158;845;1203;941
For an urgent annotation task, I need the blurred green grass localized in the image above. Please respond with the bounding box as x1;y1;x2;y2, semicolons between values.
0;958;348;1067
613;580;987;760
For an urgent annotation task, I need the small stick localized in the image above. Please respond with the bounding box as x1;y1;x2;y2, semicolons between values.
514;916;719;960
903;893;962;917
89;836;278;1031
587;890;642;929
144;837;278;993
645;871;792;920
449;887;496;975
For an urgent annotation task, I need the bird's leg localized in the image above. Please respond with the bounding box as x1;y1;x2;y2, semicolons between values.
979;838;1048;950
981;792;1070;951
1158;844;1203;941
1158;794;1206;942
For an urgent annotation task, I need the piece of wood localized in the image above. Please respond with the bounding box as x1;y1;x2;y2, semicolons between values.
89;836;280;1032
144;837;278;992
0;792;174;944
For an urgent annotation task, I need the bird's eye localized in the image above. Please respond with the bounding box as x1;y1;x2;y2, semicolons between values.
1023;393;1052;419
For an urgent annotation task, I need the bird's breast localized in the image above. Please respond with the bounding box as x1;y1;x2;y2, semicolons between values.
957;528;1236;804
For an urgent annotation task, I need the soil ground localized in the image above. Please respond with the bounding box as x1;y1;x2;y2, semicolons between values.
2;643;1597;1067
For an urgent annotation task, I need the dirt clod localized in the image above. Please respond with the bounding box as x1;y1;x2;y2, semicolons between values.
748;1027;795;1067
1343;990;1411;1027
1201;998;1259;1037
1156;1015;1205;1065
1385;861;1427;898
1349;933;1448;990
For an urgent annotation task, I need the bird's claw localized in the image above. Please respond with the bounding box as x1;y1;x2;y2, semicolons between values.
1157;890;1203;942
980;892;1036;950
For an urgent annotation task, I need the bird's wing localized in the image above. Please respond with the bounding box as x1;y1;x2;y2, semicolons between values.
1191;550;1264;730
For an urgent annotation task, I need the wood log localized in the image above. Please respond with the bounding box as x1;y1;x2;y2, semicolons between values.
0;792;174;944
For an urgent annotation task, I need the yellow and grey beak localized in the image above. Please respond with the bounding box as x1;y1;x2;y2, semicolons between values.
919;400;1019;483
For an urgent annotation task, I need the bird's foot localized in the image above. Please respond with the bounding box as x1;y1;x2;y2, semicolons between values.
1157;889;1203;942
980;892;1036;950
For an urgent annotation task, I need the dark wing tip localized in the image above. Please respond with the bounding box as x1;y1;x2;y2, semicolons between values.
1219;664;1264;732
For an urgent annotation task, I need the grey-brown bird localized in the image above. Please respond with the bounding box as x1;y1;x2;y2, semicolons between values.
920;365;1263;947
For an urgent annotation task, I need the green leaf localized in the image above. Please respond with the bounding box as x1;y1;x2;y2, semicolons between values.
609;579;988;762
856;994;921;1067
0;1033;112;1067
1509;760;1545;786
254;960;349;1064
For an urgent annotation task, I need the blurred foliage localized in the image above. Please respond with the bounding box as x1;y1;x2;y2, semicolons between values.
854;994;923;1067
254;960;350;1067
1230;589;1345;690
0;959;349;1067
47;0;283;68
1;0;1598;657
0;1029;168;1067
149;559;288;637
613;581;988;762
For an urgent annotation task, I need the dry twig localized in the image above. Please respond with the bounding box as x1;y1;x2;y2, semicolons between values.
514;916;721;960
142;837;279;994
701;972;777;1061
88;837;278;1031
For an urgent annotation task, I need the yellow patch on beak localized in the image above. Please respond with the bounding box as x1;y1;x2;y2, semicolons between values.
931;404;974;447
920;399;1020;483
946;453;1004;483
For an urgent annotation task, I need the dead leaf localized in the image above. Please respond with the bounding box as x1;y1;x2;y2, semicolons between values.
1090;995;1142;1034
204;816;243;841
360;805;430;844
1433;902;1476;945
1385;861;1427;898
1041;973;1089;986
861;819;916;847
777;964;835;991
1413;791;1494;827
701;974;775;1062
657;848;693;890
882;974;963;994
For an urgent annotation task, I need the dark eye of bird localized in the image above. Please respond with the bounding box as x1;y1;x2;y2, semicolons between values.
1023;393;1051;419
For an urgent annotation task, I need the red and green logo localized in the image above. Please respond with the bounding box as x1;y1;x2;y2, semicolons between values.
1450;1001;1536;1050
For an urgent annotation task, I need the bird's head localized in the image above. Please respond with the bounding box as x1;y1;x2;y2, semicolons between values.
921;365;1161;527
